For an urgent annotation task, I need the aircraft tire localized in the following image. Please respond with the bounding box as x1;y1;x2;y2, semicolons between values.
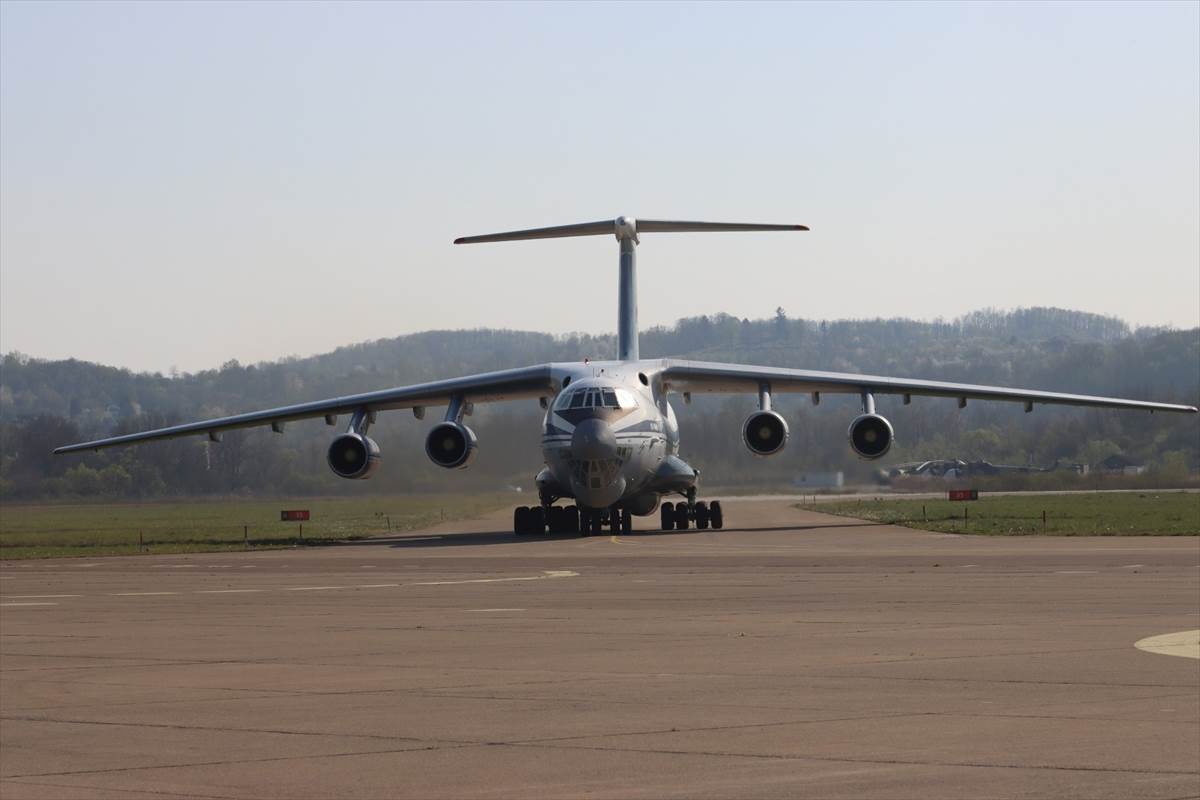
621;509;632;533
528;506;546;535
674;503;690;531
547;506;563;534
695;501;710;530
660;502;675;531
566;506;580;533
709;501;724;530
514;506;529;535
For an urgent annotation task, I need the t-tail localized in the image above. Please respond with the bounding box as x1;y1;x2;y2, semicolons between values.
455;217;809;361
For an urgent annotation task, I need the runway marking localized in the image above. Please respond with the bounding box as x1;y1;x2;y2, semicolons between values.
1054;570;1098;575
413;570;578;586
468;608;526;612
1135;630;1200;660
0;571;580;604
960;565;979;568
609;536;638;545
196;589;265;594
1121;564;1145;569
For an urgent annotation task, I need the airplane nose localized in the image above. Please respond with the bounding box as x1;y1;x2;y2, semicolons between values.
571;418;617;460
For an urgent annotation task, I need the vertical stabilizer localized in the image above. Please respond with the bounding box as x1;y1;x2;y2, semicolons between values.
454;216;808;363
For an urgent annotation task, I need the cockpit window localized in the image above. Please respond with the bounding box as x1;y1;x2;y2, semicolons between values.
555;385;637;410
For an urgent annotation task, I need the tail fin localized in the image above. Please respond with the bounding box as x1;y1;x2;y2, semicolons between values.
454;216;808;361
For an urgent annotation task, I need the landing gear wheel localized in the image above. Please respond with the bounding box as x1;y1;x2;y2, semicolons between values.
528;506;546;535
547;506;564;534
695;501;710;530
566;505;580;533
621;509;632;533
674;502;690;531
514;506;529;535
709;500;724;530
660;502;675;531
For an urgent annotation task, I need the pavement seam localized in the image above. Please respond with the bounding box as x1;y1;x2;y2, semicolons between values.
505;741;1200;777
0;714;475;746
0;777;238;800
2;741;485;780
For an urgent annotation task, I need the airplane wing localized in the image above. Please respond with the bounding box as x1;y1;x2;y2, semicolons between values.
54;365;559;454
660;360;1199;414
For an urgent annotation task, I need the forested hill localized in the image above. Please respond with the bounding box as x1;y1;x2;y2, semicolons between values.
2;307;1197;499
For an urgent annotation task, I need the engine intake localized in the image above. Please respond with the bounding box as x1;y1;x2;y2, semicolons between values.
425;421;478;469
326;433;382;479
743;410;789;456
848;414;894;459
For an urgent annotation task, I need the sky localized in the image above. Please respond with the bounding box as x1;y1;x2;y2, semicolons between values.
2;0;1197;374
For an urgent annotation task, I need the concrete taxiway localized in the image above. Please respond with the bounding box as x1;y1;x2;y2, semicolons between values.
1;499;1198;799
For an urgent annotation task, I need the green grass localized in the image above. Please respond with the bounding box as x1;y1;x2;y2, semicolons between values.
0;493;510;559
802;492;1200;536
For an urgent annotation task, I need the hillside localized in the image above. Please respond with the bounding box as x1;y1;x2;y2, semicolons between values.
1;307;1197;499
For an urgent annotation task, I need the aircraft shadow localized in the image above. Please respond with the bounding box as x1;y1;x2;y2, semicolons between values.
326;520;885;550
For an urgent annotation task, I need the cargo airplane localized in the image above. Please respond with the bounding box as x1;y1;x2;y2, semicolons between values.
55;217;1198;534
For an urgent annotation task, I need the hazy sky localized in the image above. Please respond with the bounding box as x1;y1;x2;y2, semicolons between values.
2;1;1197;374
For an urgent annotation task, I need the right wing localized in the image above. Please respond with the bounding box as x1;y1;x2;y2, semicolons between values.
54;364;559;454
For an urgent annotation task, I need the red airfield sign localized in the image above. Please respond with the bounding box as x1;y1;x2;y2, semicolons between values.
280;510;310;521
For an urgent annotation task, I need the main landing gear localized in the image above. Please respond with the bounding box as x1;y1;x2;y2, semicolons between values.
661;490;723;532
513;505;632;536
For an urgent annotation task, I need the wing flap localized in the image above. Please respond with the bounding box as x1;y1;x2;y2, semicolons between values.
54;365;558;454
661;360;1198;414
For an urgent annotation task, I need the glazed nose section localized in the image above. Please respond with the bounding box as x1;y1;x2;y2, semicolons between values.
571;418;617;461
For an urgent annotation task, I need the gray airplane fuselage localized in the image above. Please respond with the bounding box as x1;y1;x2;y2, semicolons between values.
536;362;695;514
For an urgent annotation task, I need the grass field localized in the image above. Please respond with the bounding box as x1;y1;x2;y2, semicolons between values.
803;492;1200;536
0;493;511;559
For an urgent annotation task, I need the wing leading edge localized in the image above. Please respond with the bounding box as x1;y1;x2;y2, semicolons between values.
661;360;1198;414
53;365;559;454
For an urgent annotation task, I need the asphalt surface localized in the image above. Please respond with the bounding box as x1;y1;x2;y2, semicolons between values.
1;499;1198;799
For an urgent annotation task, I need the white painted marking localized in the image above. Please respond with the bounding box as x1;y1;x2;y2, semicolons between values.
1121;564;1145;569
113;592;179;596
355;583;401;589
412;570;579;586
960;564;979;568
196;589;265;594
239;565;255;569
286;586;345;591
360;565;377;569
74;564;100;568
467;608;526;612
1135;630;1200;660
1054;570;1098;575
6;594;81;599
1;602;58;607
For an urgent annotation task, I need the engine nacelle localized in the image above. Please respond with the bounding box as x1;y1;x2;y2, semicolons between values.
848;413;894;459
425;421;478;469
326;433;382;479
742;410;789;456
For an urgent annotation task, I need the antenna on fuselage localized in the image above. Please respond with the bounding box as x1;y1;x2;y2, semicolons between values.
454;217;808;362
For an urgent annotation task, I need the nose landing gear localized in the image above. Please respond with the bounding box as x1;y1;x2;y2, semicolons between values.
514;504;580;536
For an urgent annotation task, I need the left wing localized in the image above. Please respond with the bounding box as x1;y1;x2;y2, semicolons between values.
54;364;559;454
660;360;1198;414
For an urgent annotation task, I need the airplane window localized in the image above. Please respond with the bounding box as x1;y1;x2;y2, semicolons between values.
569;390;586;409
587;390;600;408
602;390;618;408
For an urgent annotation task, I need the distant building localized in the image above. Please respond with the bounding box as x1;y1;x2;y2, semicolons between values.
1100;454;1145;475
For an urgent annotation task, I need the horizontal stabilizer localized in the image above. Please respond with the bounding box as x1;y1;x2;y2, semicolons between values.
454;217;807;244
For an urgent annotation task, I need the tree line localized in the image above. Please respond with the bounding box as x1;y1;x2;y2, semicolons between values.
1;306;1196;500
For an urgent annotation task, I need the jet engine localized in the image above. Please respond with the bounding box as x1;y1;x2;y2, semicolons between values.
425;421;478;469
326;433;382;479
742;410;789;456
847;414;894;459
